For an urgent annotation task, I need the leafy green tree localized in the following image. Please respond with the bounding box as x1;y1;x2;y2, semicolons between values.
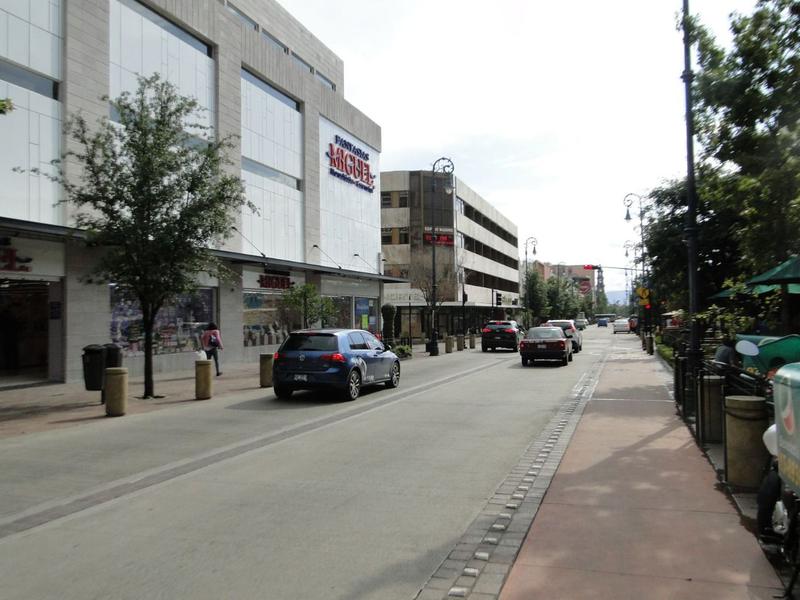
279;284;335;329
546;276;579;319
33;75;249;398
0;98;12;114
523;270;549;320
694;0;800;271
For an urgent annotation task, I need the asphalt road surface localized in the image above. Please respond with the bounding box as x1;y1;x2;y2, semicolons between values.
0;327;616;599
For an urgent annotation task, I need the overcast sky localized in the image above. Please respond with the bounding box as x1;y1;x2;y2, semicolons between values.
277;0;756;291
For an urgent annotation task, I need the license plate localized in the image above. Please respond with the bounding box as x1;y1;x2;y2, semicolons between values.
494;336;502;340
294;374;307;382
537;344;546;349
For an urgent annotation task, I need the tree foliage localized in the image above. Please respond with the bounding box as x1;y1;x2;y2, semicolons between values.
545;276;579;320
279;284;335;330
693;0;800;271
522;270;549;320
38;75;250;398
0;98;13;114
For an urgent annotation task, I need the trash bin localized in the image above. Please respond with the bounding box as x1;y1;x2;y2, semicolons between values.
104;343;124;368
82;345;107;391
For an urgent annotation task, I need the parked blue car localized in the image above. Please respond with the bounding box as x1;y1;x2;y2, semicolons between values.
272;329;400;401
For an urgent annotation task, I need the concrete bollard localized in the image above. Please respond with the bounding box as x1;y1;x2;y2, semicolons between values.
104;367;128;417
260;353;274;388
445;336;454;353
195;359;213;400
702;375;724;443
469;334;475;349
456;334;465;351
724;395;769;488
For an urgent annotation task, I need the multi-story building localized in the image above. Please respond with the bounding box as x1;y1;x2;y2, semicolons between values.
0;0;397;385
380;171;519;339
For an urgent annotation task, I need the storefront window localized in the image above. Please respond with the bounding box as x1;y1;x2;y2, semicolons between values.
110;287;216;355
243;291;292;346
355;297;377;333
327;296;353;329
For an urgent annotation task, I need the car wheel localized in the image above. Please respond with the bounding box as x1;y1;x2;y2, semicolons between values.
521;357;528;366
562;355;569;366
274;384;292;399
385;362;400;388
343;369;361;401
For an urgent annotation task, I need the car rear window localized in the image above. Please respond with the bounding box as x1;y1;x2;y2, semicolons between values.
527;328;563;339
282;334;339;352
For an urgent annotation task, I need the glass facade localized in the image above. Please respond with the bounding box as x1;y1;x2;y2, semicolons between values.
242;291;291;347
110;287;216;355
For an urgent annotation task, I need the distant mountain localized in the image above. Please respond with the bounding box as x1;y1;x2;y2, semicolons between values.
605;290;628;305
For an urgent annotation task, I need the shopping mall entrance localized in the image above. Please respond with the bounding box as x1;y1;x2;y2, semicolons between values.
0;280;50;387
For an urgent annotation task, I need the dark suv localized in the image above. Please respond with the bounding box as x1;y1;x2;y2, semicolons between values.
481;320;524;352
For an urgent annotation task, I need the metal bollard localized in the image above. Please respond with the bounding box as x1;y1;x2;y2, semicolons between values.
469;334;475;349
104;367;128;417
456;334;465;351
702;375;724;443
195;359;213;400
724;395;769;488
260;353;274;388
445;336;454;353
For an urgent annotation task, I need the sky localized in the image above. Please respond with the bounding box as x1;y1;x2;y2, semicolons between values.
276;0;757;292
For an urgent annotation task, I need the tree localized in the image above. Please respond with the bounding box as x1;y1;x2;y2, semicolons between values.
694;0;800;271
546;276;579;320
522;270;549;321
0;98;12;114
35;75;250;398
408;262;456;310
278;284;335;329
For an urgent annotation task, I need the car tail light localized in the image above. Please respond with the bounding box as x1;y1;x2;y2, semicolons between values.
504;328;516;334
560;341;566;349
321;353;347;363
273;352;283;360
481;328;492;333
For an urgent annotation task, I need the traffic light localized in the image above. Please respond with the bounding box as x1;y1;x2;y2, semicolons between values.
583;264;600;270
495;292;502;306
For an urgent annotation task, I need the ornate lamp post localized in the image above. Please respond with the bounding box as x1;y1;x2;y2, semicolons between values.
428;157;454;356
624;193;652;340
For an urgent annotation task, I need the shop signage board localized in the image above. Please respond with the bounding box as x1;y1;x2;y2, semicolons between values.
326;134;375;193
0;237;64;280
774;364;800;496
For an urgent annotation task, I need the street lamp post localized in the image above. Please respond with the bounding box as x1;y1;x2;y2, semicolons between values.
428;157;454;356
408;294;412;347
624;193;651;341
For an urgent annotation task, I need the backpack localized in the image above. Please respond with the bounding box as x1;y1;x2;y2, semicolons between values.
209;333;219;348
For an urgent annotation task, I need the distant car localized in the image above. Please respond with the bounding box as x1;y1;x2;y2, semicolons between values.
597;318;608;327
612;318;631;334
574;318;589;330
543;319;582;353
519;327;572;366
481;320;524;352
272;329;400;401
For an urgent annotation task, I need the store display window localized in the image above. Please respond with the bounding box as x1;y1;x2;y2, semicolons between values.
110;287;216;355
243;291;292;346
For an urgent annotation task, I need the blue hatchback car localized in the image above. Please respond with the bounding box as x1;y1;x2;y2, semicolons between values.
272;329;400;401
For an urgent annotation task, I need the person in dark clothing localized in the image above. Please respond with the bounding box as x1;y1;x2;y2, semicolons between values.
713;338;739;368
201;322;224;376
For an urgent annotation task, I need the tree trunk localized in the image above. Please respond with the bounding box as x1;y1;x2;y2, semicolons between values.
142;305;155;399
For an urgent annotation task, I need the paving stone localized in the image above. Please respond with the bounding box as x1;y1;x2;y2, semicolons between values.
473;572;506;595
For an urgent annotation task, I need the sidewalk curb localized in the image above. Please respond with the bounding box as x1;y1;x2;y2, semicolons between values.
414;359;607;600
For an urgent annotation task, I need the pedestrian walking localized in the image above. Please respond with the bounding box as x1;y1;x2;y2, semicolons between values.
201;322;224;376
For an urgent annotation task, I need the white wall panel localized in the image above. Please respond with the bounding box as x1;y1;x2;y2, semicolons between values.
109;0;214;131
318;117;381;273
0;0;62;79
240;75;302;179
0;79;63;225
241;170;304;263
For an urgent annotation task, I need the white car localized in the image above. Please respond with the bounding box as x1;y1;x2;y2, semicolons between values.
612;318;631;334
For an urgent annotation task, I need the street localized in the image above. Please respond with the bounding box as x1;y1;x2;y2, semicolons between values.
0;329;612;599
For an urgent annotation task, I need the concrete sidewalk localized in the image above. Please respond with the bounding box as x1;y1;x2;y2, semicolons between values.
499;340;783;599
0;342;439;438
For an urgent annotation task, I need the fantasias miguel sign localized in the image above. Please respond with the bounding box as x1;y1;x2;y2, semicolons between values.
326;135;375;193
